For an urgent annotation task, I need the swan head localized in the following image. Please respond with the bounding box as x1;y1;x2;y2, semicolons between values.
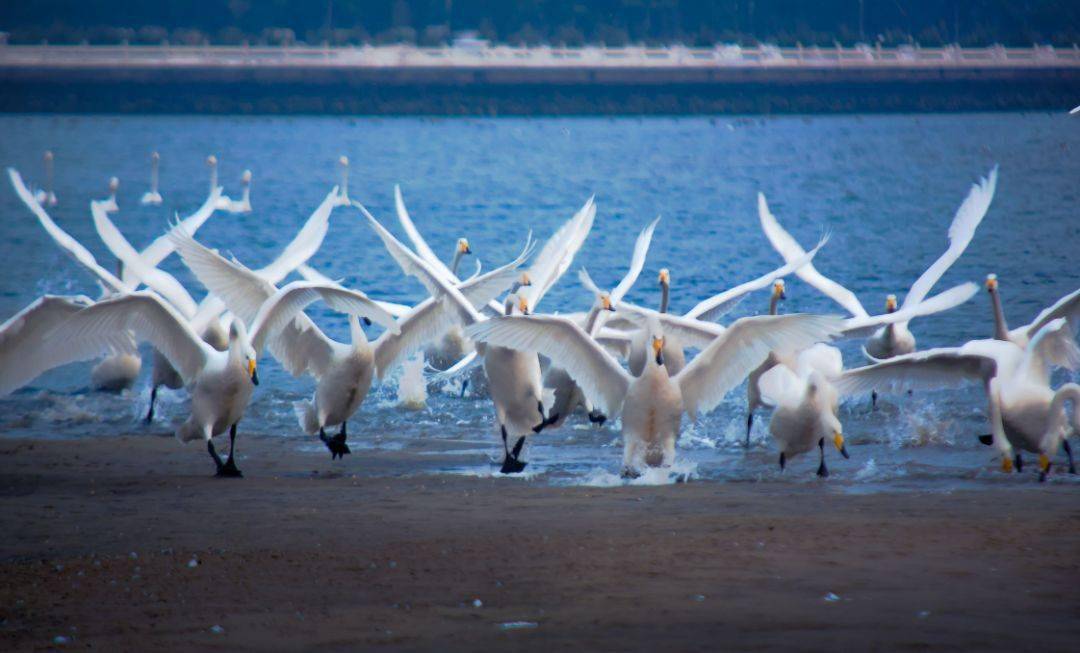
599;292;615;312
772;279;786;301
229;320;259;385
832;429;849;458
658;268;670;287
206;154;217;167
339;155;349;167
985;273;998;293
518;272;532;287
651;334;665;366
518;295;530;316
44;150;54;161
108;176;119;192
241;169;252;184
151;151;160;162
884;294;897;313
456;238;471;255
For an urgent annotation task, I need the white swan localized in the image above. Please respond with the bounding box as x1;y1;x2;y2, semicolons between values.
985;275;1080;348
168;224;409;458
99;177;120;213
757;343;849;475
44;284;389;476
336;156;350;206
206;155;252;214
759;167;997;362
0;294;98;396
628;268;686;377
139;151;163;206
467;311;843;475
33;150;57;207
836;319;1080;481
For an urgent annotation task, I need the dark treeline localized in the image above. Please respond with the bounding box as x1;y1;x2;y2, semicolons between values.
1;1;1078;47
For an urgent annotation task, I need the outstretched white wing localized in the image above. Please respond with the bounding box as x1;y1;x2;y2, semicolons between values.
840;282;978;339
49;291;213;384
613;302;725;351
835;346;998;397
123;186;223;287
466;314;632;417
611;216;660;303
256;187;338;282
1019;318;1080;385
676;313;845;419
8;168;125;294
521;196;596;311
91;201;198;318
0;295;97;396
1017;287;1080;344
903;167;997;308
296;263;413;318
394;185;457;283
758;192;868;318
686;236;827;322
248;280;400;355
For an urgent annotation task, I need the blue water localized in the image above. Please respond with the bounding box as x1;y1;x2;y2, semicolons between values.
1;113;1078;489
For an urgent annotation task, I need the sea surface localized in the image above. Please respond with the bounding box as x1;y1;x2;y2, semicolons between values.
1;113;1077;490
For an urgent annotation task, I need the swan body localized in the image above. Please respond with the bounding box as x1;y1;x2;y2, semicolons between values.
140;151;163;205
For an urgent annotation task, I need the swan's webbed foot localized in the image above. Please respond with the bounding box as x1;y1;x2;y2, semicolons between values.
498;428;527;474
532;402;559;433
216;456;243;478
500;454;528;474
587;410;607;427
620;466;642;480
977;434;994;446
319;426;351;460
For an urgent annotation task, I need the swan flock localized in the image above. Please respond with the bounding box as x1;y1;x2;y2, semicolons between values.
3;154;1078;484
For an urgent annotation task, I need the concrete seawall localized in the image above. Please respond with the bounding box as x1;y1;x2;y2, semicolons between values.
2;45;1077;114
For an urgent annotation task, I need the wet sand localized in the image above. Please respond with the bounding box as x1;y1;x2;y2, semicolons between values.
1;434;1077;651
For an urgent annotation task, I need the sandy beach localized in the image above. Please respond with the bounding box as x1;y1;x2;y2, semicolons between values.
0;433;1077;651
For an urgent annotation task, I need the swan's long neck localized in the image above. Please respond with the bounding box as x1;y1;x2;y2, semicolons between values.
659;282;670;314
504;298;515;316
769;294;779;316
340;165;349;198
241;179;250;203
990;289;1010;341
150;157;159;192
209;165;217;192
583;304;602;335
45;155;54;193
451;249;463;276
349;314;371;351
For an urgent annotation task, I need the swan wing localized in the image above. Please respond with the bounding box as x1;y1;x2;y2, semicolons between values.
373;296;460;379
49;291;212;383
1020;318;1080;384
357;202;482;325
255;187;338;283
522;196;596;312
687;236;827;322
91;201;198;318
465;314;631;417
394;185;457;282
611;216;660;303
296;263;414;318
8;168;125;293
758;192;868;318
1019;287;1080;343
840;282;978;339
126;186;223;286
456;235;535;310
676;313;845;419
612;302;725;351
0;295;96;396
756;364;804;408
169;223;275;324
903;167;997;308
835;347;997;397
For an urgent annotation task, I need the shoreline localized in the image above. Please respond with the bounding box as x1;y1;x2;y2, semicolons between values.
1;433;1077;651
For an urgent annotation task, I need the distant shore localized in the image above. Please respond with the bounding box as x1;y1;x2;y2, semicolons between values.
1;434;1077;651
1;44;1077;114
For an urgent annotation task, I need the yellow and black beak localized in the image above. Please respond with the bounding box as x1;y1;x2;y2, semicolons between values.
773;281;786;301
248;359;259;385
518;296;530;315
652;336;665;366
459;239;472;255
601;295;614;311
520;272;532;287
833;431;849;459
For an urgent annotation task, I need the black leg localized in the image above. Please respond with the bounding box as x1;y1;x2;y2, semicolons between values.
216;425;242;478
587;410;607;427
207;439;224;471
1014;453;1023;473
459;378;469;399
871;390;878;411
499;425;527;474
531;400;559;433
745;412;754;448
146;384;158;425
778;451;786;471
1064;440;1076;475
816;437;829;478
319;425;350;460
